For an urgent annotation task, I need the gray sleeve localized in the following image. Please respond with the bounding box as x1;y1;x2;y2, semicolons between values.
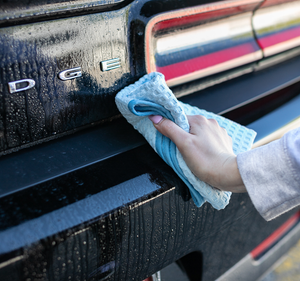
237;127;300;221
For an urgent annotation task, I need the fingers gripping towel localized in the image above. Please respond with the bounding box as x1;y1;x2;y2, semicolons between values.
115;72;256;210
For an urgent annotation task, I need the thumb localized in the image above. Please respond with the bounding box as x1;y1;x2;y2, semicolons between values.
148;115;189;146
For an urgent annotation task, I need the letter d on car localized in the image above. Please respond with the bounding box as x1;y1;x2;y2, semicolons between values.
8;79;36;94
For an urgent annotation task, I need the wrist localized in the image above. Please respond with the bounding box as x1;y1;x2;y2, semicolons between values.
219;155;246;193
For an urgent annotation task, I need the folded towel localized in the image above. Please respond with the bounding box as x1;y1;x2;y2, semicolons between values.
115;72;256;209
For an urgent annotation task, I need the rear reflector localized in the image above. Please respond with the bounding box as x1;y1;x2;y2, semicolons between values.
216;211;300;280
251;211;300;260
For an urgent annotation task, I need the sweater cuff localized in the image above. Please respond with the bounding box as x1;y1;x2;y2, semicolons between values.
237;137;300;221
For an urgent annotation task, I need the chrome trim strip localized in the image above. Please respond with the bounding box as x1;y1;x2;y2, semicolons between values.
152;271;161;281
0;255;23;269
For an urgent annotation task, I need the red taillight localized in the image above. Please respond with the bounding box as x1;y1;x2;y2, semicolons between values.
145;0;262;87
252;1;300;57
145;0;300;88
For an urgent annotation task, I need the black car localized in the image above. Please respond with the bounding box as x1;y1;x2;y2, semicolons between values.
1;0;300;280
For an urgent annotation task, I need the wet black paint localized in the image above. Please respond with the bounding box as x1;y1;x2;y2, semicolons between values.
1;0;300;280
0;8;133;153
0;0;227;154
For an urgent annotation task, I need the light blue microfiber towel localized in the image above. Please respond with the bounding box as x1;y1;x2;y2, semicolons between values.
115;72;256;210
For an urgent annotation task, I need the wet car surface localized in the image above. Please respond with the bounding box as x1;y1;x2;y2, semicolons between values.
1;0;300;280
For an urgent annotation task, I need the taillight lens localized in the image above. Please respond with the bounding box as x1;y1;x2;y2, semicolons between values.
252;0;300;57
145;0;300;88
145;0;263;87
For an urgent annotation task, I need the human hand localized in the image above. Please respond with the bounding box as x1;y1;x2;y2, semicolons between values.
148;115;246;193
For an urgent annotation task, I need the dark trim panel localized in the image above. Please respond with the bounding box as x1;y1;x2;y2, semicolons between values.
1;53;300;198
